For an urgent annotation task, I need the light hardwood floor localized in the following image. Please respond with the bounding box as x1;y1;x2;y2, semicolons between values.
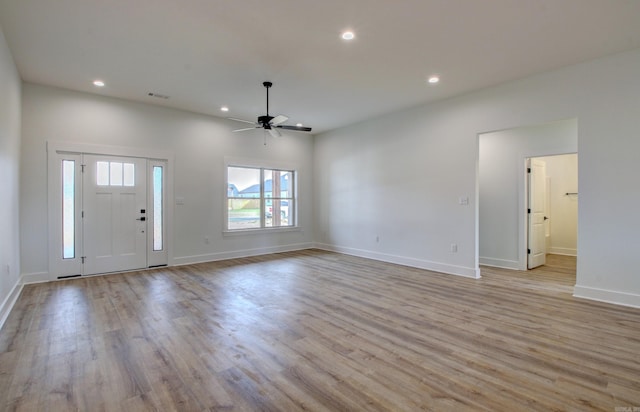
1;250;638;411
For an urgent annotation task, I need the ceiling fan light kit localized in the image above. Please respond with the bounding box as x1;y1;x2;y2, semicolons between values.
230;82;312;139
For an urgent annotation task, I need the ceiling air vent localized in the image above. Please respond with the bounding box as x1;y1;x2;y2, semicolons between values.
147;92;170;100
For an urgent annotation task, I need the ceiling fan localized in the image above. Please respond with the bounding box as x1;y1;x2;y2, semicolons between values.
229;81;312;137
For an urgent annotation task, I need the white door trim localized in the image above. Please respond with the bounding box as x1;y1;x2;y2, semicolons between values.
47;141;174;280
517;151;577;271
148;159;169;267
47;152;83;278
48;141;173;161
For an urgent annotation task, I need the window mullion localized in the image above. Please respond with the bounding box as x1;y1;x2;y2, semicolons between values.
290;171;295;224
260;168;265;228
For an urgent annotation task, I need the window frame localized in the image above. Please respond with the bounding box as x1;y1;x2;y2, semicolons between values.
224;161;298;233
62;159;77;260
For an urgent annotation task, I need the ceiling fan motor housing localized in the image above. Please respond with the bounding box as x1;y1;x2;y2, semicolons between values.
258;115;274;127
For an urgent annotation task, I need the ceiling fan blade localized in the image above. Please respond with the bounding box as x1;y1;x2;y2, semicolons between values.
233;127;259;132
271;115;288;125
228;117;256;125
268;127;281;138
276;125;313;132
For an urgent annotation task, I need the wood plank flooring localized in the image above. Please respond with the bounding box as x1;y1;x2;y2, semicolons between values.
1;250;639;411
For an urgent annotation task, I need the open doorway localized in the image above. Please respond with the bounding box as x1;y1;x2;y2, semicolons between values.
478;118;578;279
526;154;578;271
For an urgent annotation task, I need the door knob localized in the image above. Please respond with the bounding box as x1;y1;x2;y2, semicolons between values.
136;217;146;221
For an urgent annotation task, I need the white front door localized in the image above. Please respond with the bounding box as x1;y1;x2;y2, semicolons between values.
83;155;148;275
527;158;547;269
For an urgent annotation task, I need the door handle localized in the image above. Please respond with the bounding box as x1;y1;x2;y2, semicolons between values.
543;216;548;220
136;217;146;221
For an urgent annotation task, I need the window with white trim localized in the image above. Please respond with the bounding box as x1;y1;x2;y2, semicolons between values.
152;165;164;251
226;166;295;230
62;159;76;259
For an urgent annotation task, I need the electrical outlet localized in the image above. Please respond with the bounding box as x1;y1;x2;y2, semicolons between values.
204;236;210;244
450;243;458;253
376;235;380;243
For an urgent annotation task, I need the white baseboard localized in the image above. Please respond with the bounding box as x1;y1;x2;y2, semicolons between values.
0;279;23;330
548;247;577;256
573;285;640;309
21;272;51;284
315;243;480;279
20;245;315;283
479;257;521;270
173;242;314;266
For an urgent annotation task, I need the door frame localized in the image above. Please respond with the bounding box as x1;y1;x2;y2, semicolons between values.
82;154;148;275
47;141;174;280
519;152;577;270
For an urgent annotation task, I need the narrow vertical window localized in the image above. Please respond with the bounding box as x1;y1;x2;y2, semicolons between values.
110;162;123;186
62;160;75;259
123;163;135;186
264;169;293;228
97;161;109;185
153;166;163;251
227;167;261;230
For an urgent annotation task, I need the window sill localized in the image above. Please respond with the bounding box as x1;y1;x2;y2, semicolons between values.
222;226;302;237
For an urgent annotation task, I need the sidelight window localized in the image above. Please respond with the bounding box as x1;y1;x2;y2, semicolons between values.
152;166;163;251
62;160;75;259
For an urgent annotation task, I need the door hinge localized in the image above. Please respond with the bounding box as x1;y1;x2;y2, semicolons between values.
527;167;531;173
81;164;86;173
81;210;84;218
527;208;531;214
81;256;86;264
527;249;531;255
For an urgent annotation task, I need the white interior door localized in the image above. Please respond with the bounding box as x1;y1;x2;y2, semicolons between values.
83;155;148;275
527;158;547;269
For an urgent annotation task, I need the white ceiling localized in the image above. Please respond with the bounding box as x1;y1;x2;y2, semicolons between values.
2;0;640;134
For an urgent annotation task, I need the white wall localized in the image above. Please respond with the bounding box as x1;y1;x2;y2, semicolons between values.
314;47;640;307
20;84;315;279
15;47;640;307
478;120;577;270
540;154;578;256
0;25;22;325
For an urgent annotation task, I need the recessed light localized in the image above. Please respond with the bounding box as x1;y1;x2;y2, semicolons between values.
341;31;355;40
221;106;229;112
428;76;440;84
93;80;105;87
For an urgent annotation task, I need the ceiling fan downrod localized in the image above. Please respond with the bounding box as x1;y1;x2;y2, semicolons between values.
263;81;272;117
